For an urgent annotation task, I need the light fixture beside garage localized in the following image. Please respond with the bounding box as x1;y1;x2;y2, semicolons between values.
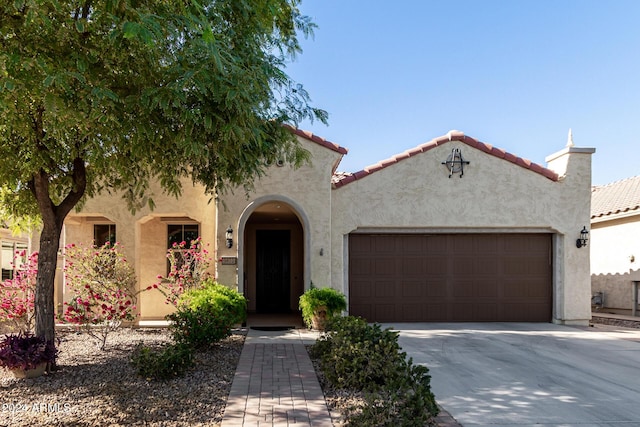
576;226;589;248
442;148;470;178
226;226;233;248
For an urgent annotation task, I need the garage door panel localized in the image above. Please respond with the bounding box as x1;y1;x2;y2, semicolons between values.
504;257;548;275
476;258;500;275
349;234;551;322
504;282;528;298
450;303;475;321
402;257;426;275
350;235;373;253
400;235;425;253
401;281;425;297
401;304;425;321
453;281;474;297
374;305;396;322
350;258;371;276
473;235;499;253
477;281;499;298
426;279;447;297
350;280;372;298
452;256;475;274
475;304;499;321
374;281;395;297
350;304;372;320
374;259;396;275
374;236;395;253
425;257;448;274
425;304;448;321
425;235;448;252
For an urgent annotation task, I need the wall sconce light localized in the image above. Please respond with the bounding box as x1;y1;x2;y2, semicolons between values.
576;226;589;248
226;226;233;249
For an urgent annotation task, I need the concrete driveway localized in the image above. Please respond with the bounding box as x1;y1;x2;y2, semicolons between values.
381;323;640;427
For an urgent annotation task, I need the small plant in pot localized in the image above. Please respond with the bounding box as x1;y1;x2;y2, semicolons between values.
0;333;58;378
299;287;347;330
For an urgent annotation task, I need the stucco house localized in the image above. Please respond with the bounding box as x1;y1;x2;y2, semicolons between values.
590;176;640;311
0;225;35;282
57;129;596;325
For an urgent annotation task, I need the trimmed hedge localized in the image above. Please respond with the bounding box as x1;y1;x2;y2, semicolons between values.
167;280;246;349
311;316;439;426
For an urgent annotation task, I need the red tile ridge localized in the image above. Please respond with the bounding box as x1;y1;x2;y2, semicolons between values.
491;147;507;159
284;124;348;155
364;163;384;173
330;130;559;187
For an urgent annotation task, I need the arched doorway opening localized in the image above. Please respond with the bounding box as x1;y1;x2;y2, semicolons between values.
243;201;304;314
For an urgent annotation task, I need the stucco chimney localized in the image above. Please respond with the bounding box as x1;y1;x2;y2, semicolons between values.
545;135;595;180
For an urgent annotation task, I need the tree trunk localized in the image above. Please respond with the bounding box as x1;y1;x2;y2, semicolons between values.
34;223;61;345
30;158;87;366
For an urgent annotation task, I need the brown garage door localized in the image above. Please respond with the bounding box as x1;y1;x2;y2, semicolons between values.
349;234;552;322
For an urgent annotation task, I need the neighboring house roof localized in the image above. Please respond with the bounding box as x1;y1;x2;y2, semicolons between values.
591;175;640;220
331;130;559;188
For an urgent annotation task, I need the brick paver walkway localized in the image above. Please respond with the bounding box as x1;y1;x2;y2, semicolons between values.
221;339;333;426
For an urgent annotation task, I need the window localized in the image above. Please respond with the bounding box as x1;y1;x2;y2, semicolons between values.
166;224;200;276
167;224;199;249
94;224;116;247
1;241;28;281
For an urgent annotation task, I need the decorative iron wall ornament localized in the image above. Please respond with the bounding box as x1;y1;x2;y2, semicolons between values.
442;148;470;178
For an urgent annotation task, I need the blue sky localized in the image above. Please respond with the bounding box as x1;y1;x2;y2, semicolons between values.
285;1;640;186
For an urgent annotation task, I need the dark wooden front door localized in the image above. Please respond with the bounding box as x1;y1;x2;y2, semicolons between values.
256;230;291;313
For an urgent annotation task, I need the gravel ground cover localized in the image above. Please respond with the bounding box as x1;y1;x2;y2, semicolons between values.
590;315;640;329
3;318;633;427
0;327;245;427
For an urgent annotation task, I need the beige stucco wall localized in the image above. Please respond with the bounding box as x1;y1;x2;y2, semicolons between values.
61;179;217;320
331;140;594;325
217;135;344;308
58;131;595;325
590;214;640;309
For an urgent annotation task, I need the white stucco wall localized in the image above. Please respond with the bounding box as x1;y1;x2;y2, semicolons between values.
590;214;640;309
331;139;594;325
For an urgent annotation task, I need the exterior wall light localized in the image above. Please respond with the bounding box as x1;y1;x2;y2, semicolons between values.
576;226;589;248
226;226;233;249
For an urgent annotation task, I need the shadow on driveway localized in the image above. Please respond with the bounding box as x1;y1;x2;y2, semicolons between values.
382;322;640;427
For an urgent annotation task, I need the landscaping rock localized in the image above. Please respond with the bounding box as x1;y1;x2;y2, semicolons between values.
0;328;244;427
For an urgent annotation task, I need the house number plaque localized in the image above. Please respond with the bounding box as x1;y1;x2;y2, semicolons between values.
220;257;237;265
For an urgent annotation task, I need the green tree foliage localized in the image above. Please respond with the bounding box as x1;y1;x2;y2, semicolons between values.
0;0;326;348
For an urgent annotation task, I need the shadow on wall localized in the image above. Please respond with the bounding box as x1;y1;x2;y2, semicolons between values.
591;269;640;310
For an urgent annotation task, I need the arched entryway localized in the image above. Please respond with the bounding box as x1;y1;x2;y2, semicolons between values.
240;199;306;314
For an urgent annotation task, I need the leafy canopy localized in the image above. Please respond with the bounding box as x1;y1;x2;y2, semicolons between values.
0;0;327;217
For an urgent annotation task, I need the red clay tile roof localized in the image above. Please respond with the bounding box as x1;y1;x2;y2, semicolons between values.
285;125;348;155
591;175;640;219
332;130;559;188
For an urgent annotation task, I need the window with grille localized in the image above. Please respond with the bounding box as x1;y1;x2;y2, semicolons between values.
166;224;200;276
94;224;116;247
1;241;28;281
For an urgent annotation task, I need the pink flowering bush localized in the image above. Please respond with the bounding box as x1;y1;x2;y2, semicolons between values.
0;251;37;333
62;242;138;349
152;237;211;306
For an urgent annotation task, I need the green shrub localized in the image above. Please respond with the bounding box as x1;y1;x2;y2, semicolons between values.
167;280;246;348
312;316;439;424
315;316;405;391
180;279;247;326
131;342;193;380
298;287;346;329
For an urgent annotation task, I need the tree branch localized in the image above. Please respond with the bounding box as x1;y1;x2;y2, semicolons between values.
57;157;87;226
